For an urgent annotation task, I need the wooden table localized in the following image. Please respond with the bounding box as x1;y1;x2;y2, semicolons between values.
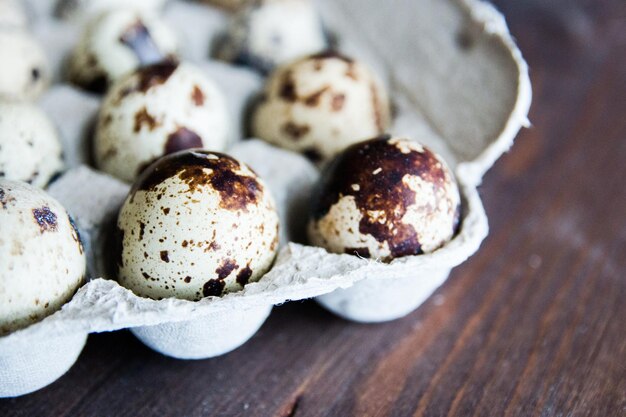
2;0;625;415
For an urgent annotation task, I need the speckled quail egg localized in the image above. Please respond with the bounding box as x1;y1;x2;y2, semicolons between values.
0;0;27;28
252;51;391;162
68;9;178;93
308;135;461;261
115;149;279;301
55;0;167;21
215;0;327;74
0;180;86;335
94;61;230;183
0;30;50;101
0;100;64;188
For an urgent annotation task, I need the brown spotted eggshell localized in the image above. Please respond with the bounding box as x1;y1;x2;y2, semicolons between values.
116;149;279;301
0;100;64;188
252;51;391;162
68;9;178;93
0;180;86;335
308;135;461;262
94;61;230;183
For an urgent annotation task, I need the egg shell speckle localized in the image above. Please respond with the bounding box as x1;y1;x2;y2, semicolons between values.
68;9;178;93
0;180;86;335
216;0;327;74
0;30;50;101
308;136;461;261
252;51;391;162
0;100;64;188
116;149;279;301
94;61;230;183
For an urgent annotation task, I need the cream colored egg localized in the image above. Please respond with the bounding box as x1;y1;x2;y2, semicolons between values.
0;180;86;335
68;9;178;92
0;100;64;188
308;136;461;261
0;0;27;28
116;149;279;301
94;61;230;183
0;30;49;101
252;52;391;162
216;0;327;73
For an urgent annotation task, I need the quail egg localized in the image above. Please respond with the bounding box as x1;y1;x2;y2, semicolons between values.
94;61;230;183
0;0;27;28
308;135;461;261
0;100;64;188
68;9;178;93
0;180;86;335
115;149;279;301
251;51;391;162
215;0;327;74
0;30;50;101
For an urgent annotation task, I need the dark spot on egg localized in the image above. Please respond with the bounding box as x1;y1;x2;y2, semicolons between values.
282;122;310;140
215;258;238;280
203;279;225;297
191;85;205;106
134;107;158;132
164;127;203;155
32;207;57;233
279;70;298;102
132;150;264;212
303;87;328;106
206;241;220;252
236;264;253;287
0;188;7;208
31;67;41;82
138;221;146;240
160;250;169;263
311;136;457;259
134;61;178;94
184;276;192;283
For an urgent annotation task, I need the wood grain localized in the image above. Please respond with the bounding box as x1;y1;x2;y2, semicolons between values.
2;0;625;415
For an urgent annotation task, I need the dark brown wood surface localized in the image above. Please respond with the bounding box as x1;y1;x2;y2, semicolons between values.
2;0;625;416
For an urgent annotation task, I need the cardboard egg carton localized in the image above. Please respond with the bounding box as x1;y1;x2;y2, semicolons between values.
0;0;530;397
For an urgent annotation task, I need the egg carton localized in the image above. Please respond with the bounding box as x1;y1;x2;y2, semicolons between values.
0;0;530;397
